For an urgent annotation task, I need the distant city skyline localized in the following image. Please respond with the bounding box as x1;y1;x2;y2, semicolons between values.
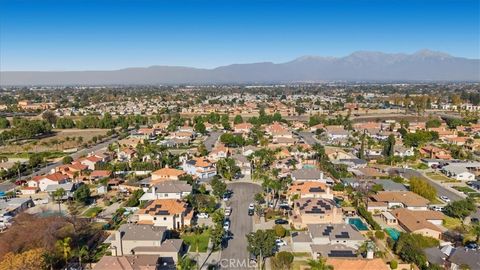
1;0;479;71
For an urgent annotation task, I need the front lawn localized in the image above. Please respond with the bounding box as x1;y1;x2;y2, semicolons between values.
181;230;210;252
83;206;103;218
443;216;462;230
426;172;457;183
453;186;476;194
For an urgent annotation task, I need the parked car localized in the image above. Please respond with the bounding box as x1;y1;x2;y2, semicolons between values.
225;207;232;216
440;196;451;203
275;239;287;246
197;213;209;219
274;219;288;225
248;203;255;210
248;209;254;216
223;219;230;231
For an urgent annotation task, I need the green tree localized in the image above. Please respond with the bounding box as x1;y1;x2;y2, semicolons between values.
274;224;286;238
194;121;206;135
216;158;240;181
246;230;277;269
197;143;208;156
383;134;396;158
56;237;72;265
272;251;294;270
62;156;73;164
409;177;437;201
306;257;333;270
73;185;91;205
426;118;442;128
233;115;244;124
42;110;57;127
211;177;227;198
444;198;476;219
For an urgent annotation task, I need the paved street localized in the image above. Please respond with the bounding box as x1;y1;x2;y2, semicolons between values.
205;131;222;151
21;136;120;181
394;168;466;202
221;182;262;270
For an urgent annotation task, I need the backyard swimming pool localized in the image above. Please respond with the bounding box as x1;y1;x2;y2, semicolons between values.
385;227;401;241
348;218;369;231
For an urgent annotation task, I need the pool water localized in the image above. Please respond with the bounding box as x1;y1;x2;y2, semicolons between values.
303;165;316;169
348;218;369;231
385;228;401;241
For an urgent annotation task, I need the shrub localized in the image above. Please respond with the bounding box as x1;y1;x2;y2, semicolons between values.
357;206;381;230
375;230;385;240
390;259;398;269
274;224;286;238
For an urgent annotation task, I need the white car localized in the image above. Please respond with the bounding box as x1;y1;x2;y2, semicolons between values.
197;213;209;219
248;203;255;210
275;239;287;246
223;220;230;231
225;207;232;216
440;196;451;203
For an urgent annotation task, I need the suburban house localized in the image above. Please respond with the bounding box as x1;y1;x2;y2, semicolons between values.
326;258;389;270
182;157;217;180
140;181;192;201
208;143;230;161
93;255;162;270
287;181;333;202
291;168;333;184
291;198;343;229
393;145;415;157
137;199;192;229
367;191;430;212
234;122;253;134
89;170;113;181
74;155;104;170
0;197;34;220
151;167;186;183
292;224;364;259
107;224;185;264
390;208;445;240
45;182;76;200
231;154;251;176
28;173;70;191
441;165;475;181
118;148;137;162
420;146;452;160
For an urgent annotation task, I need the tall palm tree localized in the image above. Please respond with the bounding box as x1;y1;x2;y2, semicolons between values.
78;245;89;269
177;255;197;270
56;237;72;265
53;188;66;213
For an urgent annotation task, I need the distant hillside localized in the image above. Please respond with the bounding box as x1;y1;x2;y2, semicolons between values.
1;50;479;85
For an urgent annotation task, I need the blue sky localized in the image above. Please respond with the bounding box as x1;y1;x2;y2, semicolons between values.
1;0;479;71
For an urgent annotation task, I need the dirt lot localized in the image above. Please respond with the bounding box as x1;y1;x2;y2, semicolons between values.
0;128;109;154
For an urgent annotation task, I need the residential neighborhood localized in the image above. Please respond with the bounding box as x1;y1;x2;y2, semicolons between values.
0;85;479;270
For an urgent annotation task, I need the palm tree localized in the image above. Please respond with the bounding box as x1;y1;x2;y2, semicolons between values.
42;252;56;270
56;237;72;265
53;188;66;213
78;245;89;269
307;257;333;270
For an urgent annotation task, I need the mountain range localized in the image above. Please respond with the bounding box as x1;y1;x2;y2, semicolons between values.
1;50;479;85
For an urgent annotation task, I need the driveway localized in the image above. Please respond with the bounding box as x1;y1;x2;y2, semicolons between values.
205;131;222;151
220;182;262;269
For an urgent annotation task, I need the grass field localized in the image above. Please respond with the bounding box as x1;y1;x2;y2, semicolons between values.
83;206;103;218
0;129;109;153
453;186;476;194
426;172;458;183
181;230;210;252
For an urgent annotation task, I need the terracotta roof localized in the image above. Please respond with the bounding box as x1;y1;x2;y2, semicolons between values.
326;258;389;270
288;181;327;195
391;208;444;233
139;199;188;216
152;168;185;177
90;170;112;177
33;172;69;182
371;191;429;207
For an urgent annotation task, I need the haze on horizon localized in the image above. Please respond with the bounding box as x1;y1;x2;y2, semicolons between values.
1;0;479;72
